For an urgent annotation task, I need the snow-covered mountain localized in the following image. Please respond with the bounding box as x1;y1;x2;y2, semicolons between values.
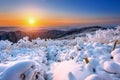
0;26;120;80
0;26;106;42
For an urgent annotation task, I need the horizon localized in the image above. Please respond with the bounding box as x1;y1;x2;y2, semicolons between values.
0;0;120;28
0;25;117;32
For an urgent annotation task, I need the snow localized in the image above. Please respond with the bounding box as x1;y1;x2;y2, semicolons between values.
85;74;101;80
51;60;91;80
103;61;120;74
0;60;45;80
111;48;120;56
0;26;120;80
113;54;120;63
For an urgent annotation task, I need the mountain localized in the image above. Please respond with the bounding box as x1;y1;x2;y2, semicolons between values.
0;30;66;42
0;26;107;43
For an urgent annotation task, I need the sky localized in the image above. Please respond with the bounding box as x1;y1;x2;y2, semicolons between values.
0;0;120;28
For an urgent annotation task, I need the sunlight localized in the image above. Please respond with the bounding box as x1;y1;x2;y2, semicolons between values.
25;17;39;29
28;17;36;25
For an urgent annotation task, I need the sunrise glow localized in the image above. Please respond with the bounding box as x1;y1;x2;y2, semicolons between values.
0;0;120;27
28;18;35;25
24;17;39;28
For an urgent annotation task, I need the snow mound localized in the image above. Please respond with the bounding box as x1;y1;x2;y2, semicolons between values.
103;61;120;74
113;54;120;63
111;48;120;57
0;60;45;80
52;60;91;80
85;74;101;80
111;48;120;63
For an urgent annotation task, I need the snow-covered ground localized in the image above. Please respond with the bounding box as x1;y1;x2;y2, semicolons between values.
0;26;120;80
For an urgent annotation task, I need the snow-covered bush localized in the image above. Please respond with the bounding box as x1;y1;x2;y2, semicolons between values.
14;37;32;48
86;26;120;43
87;29;114;43
0;40;12;50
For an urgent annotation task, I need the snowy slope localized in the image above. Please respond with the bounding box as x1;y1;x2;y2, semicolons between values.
0;26;120;80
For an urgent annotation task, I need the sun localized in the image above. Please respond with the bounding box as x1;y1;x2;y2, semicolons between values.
24;16;38;28
28;18;35;25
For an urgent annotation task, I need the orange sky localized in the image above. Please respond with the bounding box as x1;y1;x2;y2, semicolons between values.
0;0;120;28
0;7;119;28
0;13;118;28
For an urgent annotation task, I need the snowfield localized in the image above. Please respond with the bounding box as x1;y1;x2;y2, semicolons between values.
0;26;120;80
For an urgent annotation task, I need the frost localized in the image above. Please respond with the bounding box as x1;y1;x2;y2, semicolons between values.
0;26;120;80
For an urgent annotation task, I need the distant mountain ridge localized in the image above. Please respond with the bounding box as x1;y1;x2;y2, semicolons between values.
0;26;107;42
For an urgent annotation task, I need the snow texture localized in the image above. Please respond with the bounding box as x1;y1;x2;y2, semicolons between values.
0;26;120;80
